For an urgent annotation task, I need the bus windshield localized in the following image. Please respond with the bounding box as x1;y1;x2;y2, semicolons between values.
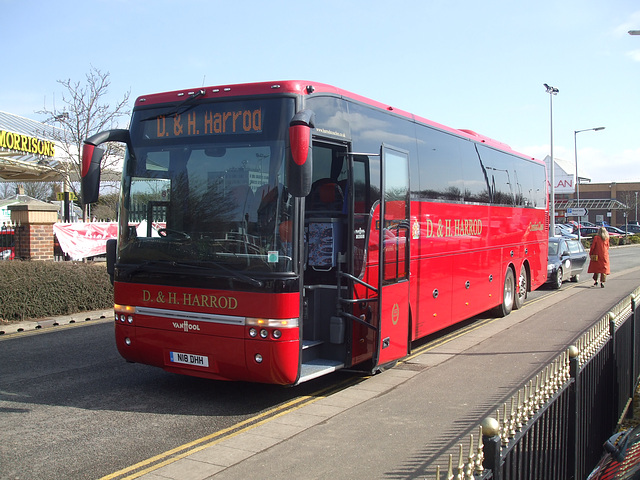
118;97;296;274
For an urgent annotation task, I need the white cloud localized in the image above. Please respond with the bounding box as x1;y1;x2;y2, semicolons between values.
627;49;640;62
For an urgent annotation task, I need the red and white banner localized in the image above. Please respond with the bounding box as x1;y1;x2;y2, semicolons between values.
53;222;118;259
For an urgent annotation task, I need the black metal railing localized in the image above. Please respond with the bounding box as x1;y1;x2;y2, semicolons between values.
430;287;640;480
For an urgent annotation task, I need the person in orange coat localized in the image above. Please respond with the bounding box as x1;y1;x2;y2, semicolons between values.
588;226;610;288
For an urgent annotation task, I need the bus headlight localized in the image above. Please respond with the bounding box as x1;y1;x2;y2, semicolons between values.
115;304;135;324
245;317;298;340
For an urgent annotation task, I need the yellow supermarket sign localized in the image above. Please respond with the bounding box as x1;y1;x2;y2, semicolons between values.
0;130;55;157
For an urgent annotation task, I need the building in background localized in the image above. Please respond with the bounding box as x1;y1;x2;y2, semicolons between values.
0;111;65;184
564;182;640;227
530;155;633;229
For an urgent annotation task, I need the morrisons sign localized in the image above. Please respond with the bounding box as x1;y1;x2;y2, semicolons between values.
0;130;55;157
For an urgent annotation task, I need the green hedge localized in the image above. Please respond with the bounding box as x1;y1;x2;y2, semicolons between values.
581;235;640;249
0;261;113;322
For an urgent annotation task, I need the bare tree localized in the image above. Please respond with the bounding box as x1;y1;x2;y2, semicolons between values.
91;192;119;221
0;183;15;199
37;66;130;218
618;190;639;227
0;182;53;201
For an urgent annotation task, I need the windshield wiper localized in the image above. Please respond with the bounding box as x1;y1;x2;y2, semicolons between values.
141;89;206;121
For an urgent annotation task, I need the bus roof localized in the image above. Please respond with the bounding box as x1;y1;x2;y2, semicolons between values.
134;80;540;164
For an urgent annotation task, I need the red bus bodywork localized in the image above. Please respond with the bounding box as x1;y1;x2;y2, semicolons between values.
115;284;301;384
84;80;548;384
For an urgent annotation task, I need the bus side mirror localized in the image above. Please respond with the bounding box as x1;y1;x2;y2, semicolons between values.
286;110;315;197
81;129;131;205
106;238;117;284
81;143;104;205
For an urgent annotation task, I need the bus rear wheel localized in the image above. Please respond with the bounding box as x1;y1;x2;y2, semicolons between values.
513;264;527;310
496;268;515;317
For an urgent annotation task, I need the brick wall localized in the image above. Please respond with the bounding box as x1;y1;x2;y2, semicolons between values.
9;201;58;261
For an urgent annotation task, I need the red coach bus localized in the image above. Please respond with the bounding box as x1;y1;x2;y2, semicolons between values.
82;81;548;385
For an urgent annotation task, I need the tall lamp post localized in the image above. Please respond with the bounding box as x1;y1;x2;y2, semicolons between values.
574;126;605;241
544;83;559;237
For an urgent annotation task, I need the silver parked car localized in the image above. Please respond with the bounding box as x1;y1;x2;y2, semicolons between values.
546;237;588;289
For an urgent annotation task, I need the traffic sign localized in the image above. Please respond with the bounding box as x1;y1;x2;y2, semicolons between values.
567;207;587;216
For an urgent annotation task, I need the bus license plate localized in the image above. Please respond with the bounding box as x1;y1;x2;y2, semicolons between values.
170;351;209;367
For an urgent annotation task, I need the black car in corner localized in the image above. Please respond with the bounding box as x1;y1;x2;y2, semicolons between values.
546;237;588;289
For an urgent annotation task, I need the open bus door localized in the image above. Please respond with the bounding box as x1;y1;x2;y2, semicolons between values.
374;144;411;367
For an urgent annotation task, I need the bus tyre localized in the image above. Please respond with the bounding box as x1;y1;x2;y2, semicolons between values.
496;268;515;317
513;264;527;310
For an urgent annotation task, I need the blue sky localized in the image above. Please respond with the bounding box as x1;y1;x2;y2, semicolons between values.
3;0;639;184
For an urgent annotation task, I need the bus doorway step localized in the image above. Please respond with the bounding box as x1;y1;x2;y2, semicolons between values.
299;359;344;383
302;339;323;363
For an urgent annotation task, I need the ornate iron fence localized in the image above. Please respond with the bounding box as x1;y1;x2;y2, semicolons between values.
429;287;640;480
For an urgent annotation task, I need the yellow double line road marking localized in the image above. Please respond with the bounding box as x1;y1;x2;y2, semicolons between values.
100;377;359;480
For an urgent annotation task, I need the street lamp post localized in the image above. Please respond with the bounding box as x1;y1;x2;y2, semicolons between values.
544;83;559;237
574;126;605;241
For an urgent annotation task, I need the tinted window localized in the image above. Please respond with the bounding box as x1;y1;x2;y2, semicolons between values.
415;128;494;204
476;145;545;208
307;95;544;209
558;240;568;254
477;145;515;205
345;101;419;198
519;159;547;208
462;142;491;203
415;125;464;202
305;96;351;142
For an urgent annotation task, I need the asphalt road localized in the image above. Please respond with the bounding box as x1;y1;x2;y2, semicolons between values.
1;244;638;480
0;323;342;480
